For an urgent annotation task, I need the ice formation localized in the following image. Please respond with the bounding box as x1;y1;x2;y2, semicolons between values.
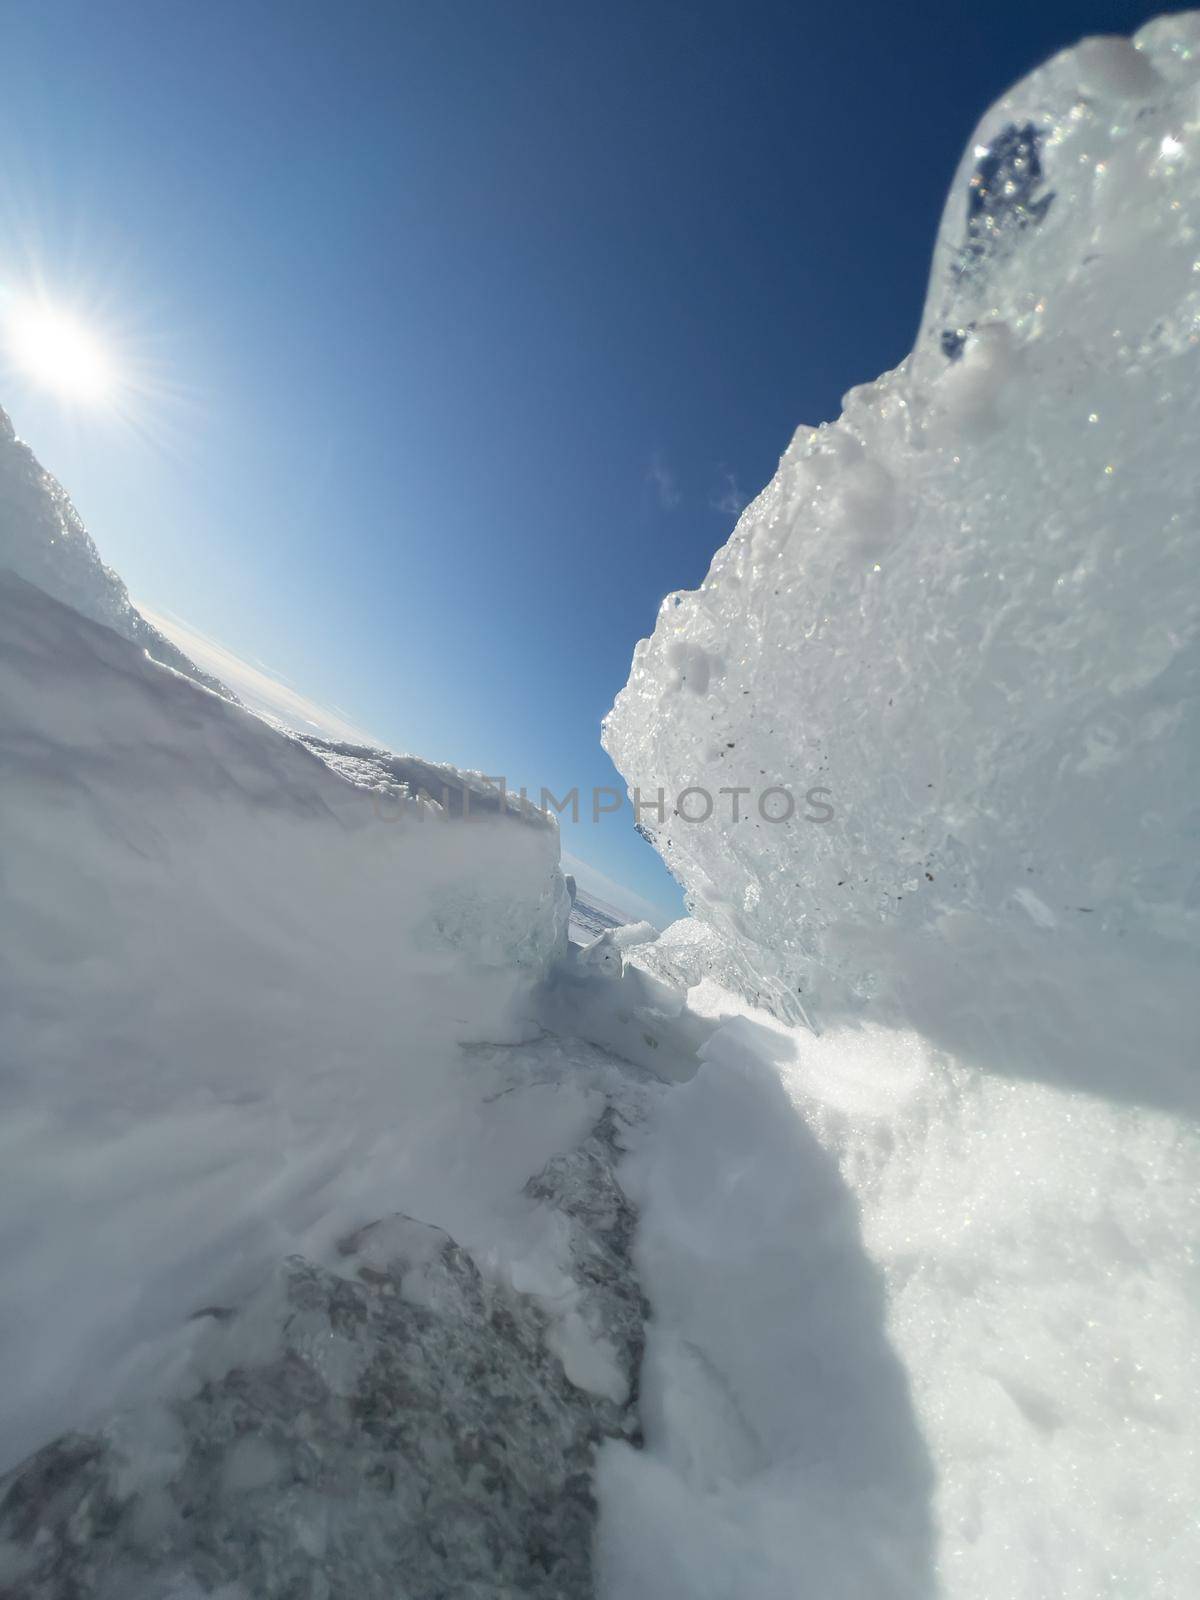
0;562;577;1470
591;19;1200;1595
0;406;226;696
536;930;716;1079
604;14;1200;1108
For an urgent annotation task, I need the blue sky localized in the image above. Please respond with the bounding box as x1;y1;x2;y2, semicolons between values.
0;0;1183;923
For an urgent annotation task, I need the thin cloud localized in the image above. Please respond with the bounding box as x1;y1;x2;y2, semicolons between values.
710;467;746;518
648;453;681;511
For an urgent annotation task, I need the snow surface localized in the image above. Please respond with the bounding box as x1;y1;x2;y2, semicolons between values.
0;569;575;1469
603;13;1200;1112
598;982;1199;1600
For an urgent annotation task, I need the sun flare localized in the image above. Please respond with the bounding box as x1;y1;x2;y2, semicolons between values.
5;299;116;403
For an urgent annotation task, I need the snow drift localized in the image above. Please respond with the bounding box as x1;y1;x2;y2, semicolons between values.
603;13;1200;1111
0;561;578;1469
595;977;1199;1600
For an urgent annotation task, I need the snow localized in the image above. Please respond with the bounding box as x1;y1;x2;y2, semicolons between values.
602;13;1200;1110
0;569;576;1470
597;986;1200;1599
597;1012;935;1600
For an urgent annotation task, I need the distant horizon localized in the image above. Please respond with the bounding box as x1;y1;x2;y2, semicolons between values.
137;595;671;927
135;595;670;926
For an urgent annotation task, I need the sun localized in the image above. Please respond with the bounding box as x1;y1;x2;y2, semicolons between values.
4;298;116;404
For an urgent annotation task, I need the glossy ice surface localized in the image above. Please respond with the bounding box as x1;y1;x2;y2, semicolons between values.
604;15;1200;1109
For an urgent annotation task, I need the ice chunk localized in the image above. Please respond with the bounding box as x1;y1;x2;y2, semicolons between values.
603;16;1200;1108
537;935;716;1080
0;404;228;695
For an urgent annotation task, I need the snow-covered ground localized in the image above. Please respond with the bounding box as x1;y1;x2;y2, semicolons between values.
597;980;1199;1600
0;566;575;1471
2;13;1200;1600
